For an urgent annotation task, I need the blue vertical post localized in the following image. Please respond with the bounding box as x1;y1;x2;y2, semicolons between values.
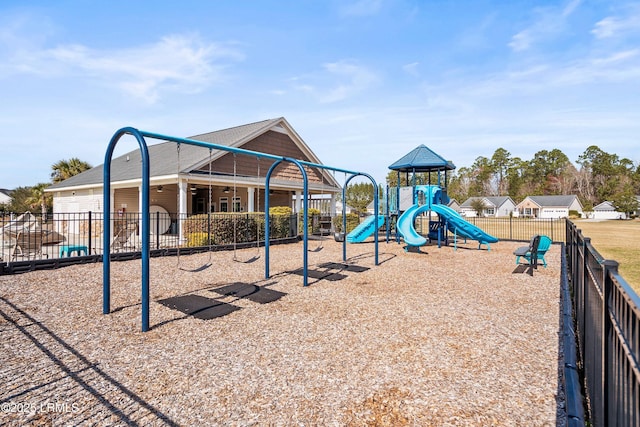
265;158;309;286
342;185;347;262
103;127;151;332
342;173;379;266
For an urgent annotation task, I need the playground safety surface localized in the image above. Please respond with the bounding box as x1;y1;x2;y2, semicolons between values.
0;238;564;426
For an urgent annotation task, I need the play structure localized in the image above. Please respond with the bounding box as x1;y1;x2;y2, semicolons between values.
387;145;498;252
346;215;385;243
102;127;380;332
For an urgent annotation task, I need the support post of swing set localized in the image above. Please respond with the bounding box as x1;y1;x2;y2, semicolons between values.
103;127;152;332
102;127;379;331
264;158;309;286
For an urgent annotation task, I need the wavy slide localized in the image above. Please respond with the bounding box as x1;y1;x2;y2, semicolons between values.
396;204;431;247
347;215;386;243
397;203;499;249
430;204;499;247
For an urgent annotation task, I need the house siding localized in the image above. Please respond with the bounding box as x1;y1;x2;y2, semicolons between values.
53;189;101;214
539;208;569;219
197;131;325;184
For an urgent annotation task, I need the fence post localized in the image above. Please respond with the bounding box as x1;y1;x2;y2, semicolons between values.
156;211;160;250
581;236;590;343
88;211;92;255
601;259;618;426
509;215;512;240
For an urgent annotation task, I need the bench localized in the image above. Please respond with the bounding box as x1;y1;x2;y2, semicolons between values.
59;245;88;257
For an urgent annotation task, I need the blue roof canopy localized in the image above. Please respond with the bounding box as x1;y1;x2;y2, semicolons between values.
388;144;456;172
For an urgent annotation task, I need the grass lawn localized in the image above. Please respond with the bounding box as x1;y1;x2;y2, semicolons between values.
573;218;640;295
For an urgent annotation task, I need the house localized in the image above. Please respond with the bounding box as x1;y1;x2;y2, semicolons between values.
591;201;626;220
0;189;12;206
515;195;583;219
632;196;640;217
460;196;516;218
45;118;342;231
447;198;461;213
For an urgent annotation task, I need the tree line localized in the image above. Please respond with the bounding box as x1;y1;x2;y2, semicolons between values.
0;158;92;215
384;145;639;214
4;145;639;216
446;145;639;213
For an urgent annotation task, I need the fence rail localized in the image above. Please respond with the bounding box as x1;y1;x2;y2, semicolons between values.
412;215;566;242
566;220;640;426
0;211;298;273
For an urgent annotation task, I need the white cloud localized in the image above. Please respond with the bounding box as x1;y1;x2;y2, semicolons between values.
3;33;244;103
591;4;640;39
402;62;420;77
509;0;582;52
339;0;384;17
292;60;379;103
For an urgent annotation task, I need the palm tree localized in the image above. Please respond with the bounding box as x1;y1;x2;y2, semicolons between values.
51;158;92;183
25;183;52;220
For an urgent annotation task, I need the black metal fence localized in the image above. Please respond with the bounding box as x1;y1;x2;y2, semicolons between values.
1;211;298;274
413;215;566;242
566;220;640;426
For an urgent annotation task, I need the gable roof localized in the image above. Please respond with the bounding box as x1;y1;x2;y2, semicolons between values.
518;195;582;208
47;118;333;190
593;201;617;211
388;144;456;172
461;196;513;208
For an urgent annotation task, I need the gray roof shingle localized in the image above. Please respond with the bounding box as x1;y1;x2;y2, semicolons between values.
461;196;513;208
47;118;284;190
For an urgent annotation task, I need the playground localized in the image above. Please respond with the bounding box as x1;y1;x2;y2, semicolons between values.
0;238;562;426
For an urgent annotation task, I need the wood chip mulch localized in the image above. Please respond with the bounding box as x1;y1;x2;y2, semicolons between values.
0;238;563;426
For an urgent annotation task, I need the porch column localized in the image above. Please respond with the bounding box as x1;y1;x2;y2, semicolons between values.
247;187;255;212
137;184;143;231
330;193;337;216
330;193;337;232
109;187;116;244
178;179;187;243
295;190;302;213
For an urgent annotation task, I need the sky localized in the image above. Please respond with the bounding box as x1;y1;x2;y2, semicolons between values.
1;0;639;190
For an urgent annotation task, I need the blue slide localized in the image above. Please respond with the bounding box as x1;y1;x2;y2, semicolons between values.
396;203;431;247
347;215;386;243
430;204;499;248
397;202;499;250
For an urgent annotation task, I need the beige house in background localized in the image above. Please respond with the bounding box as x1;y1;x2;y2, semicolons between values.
515;195;584;219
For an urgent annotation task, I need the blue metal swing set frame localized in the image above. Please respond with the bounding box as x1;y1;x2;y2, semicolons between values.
102;127;379;332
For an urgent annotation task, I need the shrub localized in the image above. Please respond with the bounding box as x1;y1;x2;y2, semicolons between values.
298;208;321;235
186;232;212;247
181;209;294;245
269;206;294;239
333;213;360;233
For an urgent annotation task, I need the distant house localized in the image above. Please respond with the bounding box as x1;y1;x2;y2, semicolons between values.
0;189;11;206
460;196;516;218
447;198;461;213
633;196;640;217
591;201;626;220
515;195;583;219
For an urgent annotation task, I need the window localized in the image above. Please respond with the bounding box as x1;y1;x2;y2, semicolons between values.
232;197;241;212
219;197;228;213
